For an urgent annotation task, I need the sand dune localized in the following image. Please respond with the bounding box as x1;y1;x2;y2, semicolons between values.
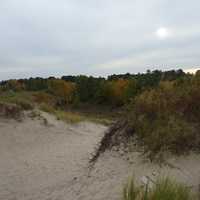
0;112;200;200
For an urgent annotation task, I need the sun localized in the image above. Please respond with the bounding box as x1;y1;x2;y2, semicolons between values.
156;27;170;39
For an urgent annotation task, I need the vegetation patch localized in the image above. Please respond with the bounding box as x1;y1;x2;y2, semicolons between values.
1;70;200;157
92;72;200;162
0;102;23;119
0;91;34;110
123;177;193;200
39;103;56;114
54;110;84;123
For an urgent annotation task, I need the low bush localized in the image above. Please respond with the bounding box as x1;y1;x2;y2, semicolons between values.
13;99;34;110
33;92;55;105
0;102;23;119
125;76;200;158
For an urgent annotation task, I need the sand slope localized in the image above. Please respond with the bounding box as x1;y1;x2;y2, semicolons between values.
0;112;107;200
0;112;200;200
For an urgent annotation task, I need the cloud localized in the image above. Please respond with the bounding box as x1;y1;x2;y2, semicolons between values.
0;0;200;79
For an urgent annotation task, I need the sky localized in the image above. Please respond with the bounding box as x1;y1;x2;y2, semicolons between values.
0;0;200;80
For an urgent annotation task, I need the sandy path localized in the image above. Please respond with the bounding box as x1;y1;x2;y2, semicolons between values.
1;112;200;200
0;112;107;200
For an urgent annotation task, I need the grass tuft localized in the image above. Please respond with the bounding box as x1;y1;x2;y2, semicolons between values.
54;110;83;123
123;177;140;200
123;177;193;200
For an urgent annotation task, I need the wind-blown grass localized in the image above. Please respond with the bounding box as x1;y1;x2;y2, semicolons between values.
123;177;193;200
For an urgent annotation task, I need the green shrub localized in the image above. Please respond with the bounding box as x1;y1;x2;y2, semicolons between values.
133;116;197;156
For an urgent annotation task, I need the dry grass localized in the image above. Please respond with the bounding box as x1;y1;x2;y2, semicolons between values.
0;91;34;110
54;110;84;123
39;103;112;124
0;91;113;124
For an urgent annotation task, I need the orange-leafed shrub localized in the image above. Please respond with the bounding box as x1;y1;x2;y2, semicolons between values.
47;80;77;106
33;92;55;105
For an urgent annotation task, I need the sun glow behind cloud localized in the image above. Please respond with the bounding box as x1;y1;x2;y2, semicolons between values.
155;27;171;39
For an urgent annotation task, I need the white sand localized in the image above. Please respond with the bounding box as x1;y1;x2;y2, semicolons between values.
0;112;200;200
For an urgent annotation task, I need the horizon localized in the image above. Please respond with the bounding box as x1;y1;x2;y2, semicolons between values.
0;67;199;82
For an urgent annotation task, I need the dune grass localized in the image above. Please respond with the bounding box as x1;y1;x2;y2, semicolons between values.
123;177;193;200
123;178;140;200
54;110;84;123
39;103;84;123
39;103;112;124
0;91;34;110
0;91;113;124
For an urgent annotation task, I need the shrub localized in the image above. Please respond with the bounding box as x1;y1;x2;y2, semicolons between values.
47;79;77;106
33;92;55;105
0;102;23;119
126;79;200;157
14;99;34;110
132;115;198;156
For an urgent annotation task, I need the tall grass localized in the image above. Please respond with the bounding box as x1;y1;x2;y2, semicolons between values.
123;178;140;200
123;177;193;200
150;178;191;200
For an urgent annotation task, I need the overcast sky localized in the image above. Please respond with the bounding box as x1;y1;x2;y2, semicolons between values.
0;0;200;80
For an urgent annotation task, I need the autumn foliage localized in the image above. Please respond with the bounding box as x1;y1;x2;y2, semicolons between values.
47;79;76;106
126;72;200;157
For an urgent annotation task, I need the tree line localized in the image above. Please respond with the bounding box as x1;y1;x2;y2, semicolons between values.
0;69;194;107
